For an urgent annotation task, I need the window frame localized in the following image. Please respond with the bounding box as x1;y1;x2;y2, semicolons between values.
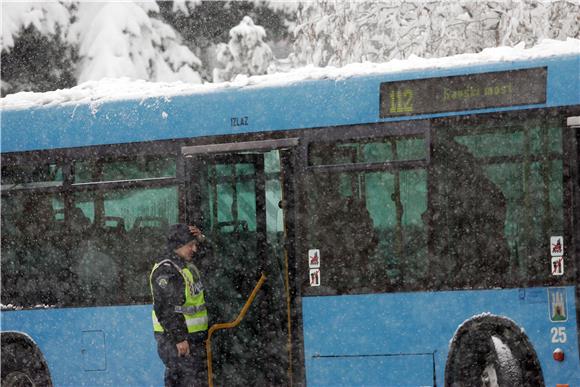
296;108;578;296
1;141;183;308
297;120;431;296
431;109;577;289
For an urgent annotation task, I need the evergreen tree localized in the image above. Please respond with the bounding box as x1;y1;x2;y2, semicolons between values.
1;0;204;95
213;16;274;82
158;0;294;81
1;26;77;97
69;2;203;83
1;1;75;96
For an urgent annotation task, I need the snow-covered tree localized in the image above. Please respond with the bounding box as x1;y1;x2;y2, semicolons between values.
1;1;76;96
1;1;70;50
159;1;295;81
69;2;202;83
1;0;204;95
213;16;274;82
292;0;580;68
548;0;580;40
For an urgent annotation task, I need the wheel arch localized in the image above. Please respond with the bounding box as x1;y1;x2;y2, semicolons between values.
1;331;53;386
444;313;545;387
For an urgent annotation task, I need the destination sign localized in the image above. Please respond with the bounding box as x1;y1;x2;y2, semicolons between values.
379;67;547;118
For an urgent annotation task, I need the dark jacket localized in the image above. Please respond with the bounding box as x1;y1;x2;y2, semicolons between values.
150;249;190;343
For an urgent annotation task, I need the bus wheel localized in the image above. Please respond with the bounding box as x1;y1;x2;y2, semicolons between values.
444;314;544;387
1;342;52;387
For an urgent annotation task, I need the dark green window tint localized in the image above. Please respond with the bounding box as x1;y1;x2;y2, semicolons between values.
1;163;63;190
1;193;71;307
309;136;425;166
194;150;289;386
303;117;566;295
431;120;565;289
72;186;178;304
265;151;284;234
454;126;562;158
305;167;428;294
74;156;176;183
1;152;179;308
206;163;257;233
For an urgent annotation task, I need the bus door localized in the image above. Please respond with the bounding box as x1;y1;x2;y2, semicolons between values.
182;139;297;386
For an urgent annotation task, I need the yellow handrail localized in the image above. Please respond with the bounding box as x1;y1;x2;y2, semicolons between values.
205;272;267;387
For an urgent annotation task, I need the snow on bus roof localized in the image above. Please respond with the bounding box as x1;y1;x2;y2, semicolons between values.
1;38;578;112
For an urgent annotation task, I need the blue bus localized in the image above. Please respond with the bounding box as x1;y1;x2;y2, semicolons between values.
1;48;579;387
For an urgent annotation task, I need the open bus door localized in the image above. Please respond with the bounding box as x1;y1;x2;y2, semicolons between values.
182;139;297;386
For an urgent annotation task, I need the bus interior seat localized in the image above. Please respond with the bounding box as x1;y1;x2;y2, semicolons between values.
98;216;127;252
128;216;168;254
68;213;124;304
70;207;91;234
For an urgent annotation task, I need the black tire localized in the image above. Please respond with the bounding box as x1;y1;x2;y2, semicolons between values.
444;314;544;387
1;341;52;387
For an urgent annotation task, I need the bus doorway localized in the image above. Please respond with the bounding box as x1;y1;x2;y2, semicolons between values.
183;139;296;386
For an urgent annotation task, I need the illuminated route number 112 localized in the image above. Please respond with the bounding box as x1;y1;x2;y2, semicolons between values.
389;88;414;114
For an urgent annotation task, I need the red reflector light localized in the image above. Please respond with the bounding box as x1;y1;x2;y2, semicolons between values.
553;348;565;362
556;384;569;387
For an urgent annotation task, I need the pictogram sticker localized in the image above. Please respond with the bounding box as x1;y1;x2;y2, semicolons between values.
551;256;564;276
308;249;320;268
548;288;567;322
309;269;320;287
550;236;564;256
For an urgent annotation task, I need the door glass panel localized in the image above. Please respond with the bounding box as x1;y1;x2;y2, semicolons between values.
193;150;289;386
263;150;289;386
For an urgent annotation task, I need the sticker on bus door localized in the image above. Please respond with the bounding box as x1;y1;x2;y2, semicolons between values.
550;236;564;256
308;249;320;268
310;269;320;287
551;256;564;276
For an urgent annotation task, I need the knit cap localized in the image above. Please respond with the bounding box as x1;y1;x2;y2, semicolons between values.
166;223;196;251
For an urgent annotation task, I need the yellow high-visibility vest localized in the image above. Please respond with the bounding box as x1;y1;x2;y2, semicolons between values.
150;259;208;333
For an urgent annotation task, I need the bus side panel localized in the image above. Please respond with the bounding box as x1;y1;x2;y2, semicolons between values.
302;286;579;387
1;305;163;387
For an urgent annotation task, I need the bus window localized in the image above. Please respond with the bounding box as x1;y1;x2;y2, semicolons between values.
305;135;428;294
305;169;428;294
1;192;72;307
1;163;63;190
309;135;425;166
74;155;176;183
72;186;178;305
430;119;565;289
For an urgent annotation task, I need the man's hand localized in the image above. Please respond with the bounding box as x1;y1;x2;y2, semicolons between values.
176;340;190;357
189;225;206;242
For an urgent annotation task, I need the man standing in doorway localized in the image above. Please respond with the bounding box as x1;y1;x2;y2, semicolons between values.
150;224;209;387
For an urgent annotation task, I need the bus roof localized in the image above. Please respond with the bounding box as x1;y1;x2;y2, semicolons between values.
1;38;579;153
